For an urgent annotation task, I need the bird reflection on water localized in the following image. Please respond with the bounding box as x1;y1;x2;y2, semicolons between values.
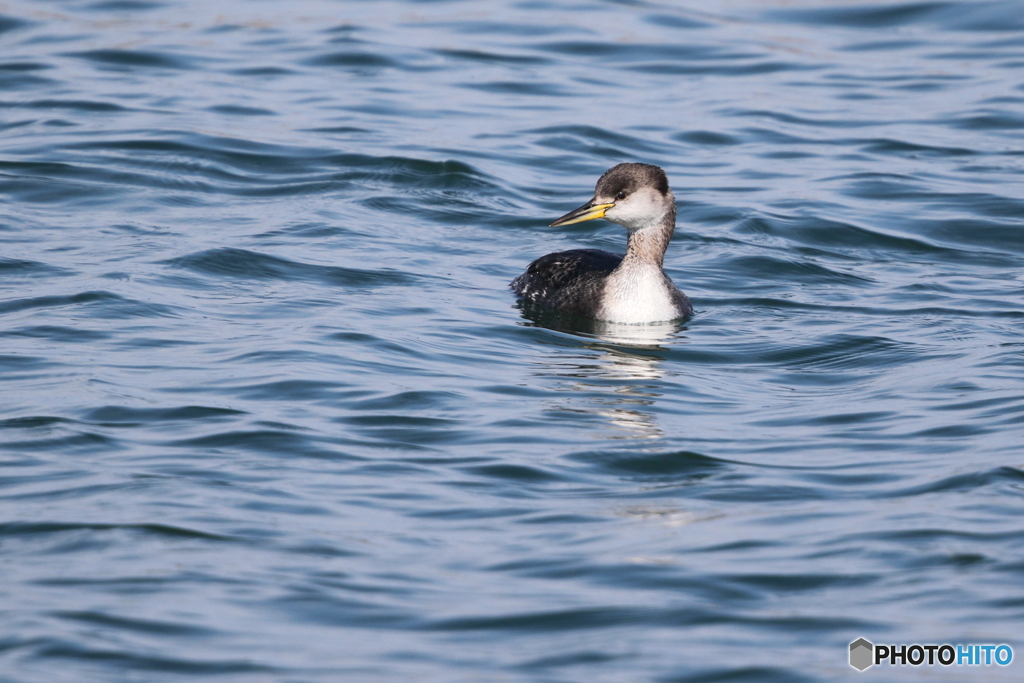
516;300;690;441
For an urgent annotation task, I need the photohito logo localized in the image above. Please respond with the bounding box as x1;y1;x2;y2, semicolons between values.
849;638;1013;671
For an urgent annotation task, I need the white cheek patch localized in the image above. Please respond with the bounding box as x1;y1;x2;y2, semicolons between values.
606;188;665;230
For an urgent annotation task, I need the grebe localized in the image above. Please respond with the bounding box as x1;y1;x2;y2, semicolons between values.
511;163;692;324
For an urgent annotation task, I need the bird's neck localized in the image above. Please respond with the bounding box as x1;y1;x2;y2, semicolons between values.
601;207;680;324
622;207;675;269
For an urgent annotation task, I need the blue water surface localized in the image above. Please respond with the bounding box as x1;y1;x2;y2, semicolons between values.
2;1;1023;681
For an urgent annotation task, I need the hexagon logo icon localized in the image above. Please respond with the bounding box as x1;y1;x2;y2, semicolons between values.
850;638;874;671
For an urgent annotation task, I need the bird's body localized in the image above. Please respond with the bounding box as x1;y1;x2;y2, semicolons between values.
511;163;692;324
512;249;618;319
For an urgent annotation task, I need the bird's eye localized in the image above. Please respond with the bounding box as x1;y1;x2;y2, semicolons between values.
616;191;627;200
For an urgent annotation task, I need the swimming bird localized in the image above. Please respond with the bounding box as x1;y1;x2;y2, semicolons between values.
511;163;692;324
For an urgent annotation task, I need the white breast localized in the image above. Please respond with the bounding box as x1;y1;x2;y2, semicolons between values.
597;265;680;324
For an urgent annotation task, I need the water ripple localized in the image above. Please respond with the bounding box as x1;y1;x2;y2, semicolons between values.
165;247;419;287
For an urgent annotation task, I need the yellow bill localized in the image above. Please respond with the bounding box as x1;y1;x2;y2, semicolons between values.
549;201;615;227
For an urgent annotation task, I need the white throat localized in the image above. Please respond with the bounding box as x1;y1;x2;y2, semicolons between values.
597;263;678;324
